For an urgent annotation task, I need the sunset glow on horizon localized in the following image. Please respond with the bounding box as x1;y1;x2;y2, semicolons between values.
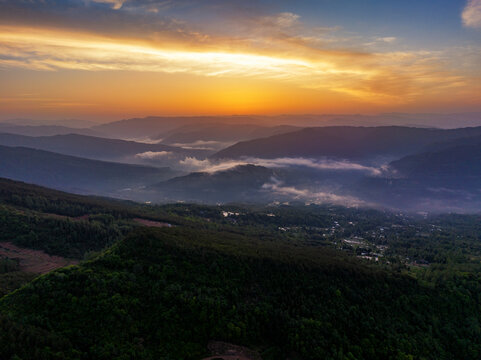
1;0;480;120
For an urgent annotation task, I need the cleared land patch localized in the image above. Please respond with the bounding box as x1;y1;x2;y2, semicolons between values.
0;242;78;274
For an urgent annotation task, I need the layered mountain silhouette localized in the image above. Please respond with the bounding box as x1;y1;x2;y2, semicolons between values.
154;123;300;148
389;144;481;186
213;126;481;160
0;123;99;137
0;145;175;195
0;133;208;162
354;143;481;211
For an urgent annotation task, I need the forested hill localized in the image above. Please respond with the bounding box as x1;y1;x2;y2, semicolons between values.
1;178;481;359
152;164;276;203
0;177;181;258
0;177;137;216
1;226;480;359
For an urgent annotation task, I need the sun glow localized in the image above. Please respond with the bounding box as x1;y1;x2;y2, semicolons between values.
0;21;479;118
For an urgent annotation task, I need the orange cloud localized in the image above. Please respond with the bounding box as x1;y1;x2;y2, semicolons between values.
0;2;480;118
1;25;476;108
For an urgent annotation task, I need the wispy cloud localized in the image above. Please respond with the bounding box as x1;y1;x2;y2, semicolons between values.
90;0;126;10
178;157;240;172
0;0;479;109
135;151;173;159
171;140;233;150
462;0;481;28
376;37;397;43
0;25;474;105
253;157;383;175
262;178;366;207
177;156;383;175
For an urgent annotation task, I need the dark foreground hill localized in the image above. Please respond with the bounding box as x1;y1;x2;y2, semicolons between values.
213;126;481;160
0;179;481;359
0;226;480;359
0;145;175;195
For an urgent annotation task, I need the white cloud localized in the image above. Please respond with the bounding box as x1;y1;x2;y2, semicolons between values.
177;156;383;175
175;157;383;176
178;156;211;169
376;37;397;43
262;178;366;207
250;157;382;175
135;151;173;159
178;157;249;172
462;0;481;28
90;0;126;10
266;12;301;28
171;140;233;151
175;157;375;206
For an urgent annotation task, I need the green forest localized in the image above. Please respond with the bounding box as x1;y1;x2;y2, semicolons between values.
0;178;480;359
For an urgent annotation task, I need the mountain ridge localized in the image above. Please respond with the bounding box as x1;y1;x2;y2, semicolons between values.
212;126;481;160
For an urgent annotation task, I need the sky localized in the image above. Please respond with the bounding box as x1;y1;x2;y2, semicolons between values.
0;0;480;121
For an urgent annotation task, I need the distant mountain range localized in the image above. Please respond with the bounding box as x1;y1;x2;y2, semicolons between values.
0;123;100;137
0;133;209;162
92;113;481;140
424;134;481;153
153;123;300;149
92;116;304;145
92;116;270;139
3;117;481;211
0;145;176;196
1;118;99;128
390;144;481;179
352;143;481;212
213;126;481;161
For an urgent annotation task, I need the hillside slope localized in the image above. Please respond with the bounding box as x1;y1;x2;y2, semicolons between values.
0;146;174;195
0;227;480;359
152;164;276;203
352;144;481;211
390;144;481;180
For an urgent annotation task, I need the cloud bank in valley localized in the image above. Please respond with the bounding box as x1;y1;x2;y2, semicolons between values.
178;156;383;175
170;140;233;151
262;178;366;207
135;151;173;159
173;156;380;206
